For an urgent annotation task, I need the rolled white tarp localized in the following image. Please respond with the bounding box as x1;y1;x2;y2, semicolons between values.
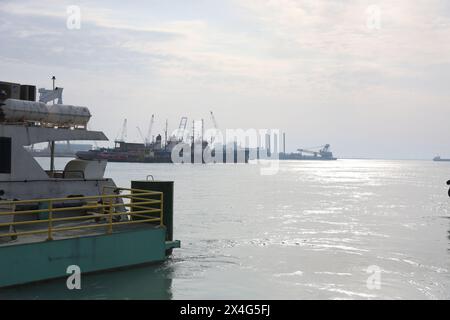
0;98;91;127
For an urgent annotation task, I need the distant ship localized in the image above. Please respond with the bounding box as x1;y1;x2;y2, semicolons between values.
77;115;249;164
433;156;450;162
28;142;92;158
76;135;175;163
76;136;250;164
279;144;337;161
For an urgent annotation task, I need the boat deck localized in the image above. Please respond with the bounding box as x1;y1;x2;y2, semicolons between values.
0;219;161;247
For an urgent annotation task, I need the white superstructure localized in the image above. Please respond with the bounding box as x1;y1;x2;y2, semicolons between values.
0;80;117;201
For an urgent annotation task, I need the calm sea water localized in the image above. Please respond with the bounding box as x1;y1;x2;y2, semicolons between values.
1;159;450;299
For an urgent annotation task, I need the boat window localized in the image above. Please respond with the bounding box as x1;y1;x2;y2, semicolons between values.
0;137;12;173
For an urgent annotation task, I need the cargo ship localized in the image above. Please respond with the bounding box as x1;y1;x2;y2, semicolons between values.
76;135;250;163
433;156;450;162
279;144;337;160
248;133;337;161
28;142;93;158
0;79;180;288
76;135;174;163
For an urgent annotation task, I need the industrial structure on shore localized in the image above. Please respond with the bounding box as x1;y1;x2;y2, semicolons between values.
279;144;337;161
76;114;250;164
250;132;337;161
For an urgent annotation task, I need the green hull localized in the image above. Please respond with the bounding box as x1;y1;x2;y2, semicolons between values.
0;227;180;288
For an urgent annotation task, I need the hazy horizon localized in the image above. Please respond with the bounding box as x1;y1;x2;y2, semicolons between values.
1;0;450;159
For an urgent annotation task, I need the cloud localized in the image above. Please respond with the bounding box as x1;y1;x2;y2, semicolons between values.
1;0;450;157
233;0;450;92
0;1;183;74
3;0;450;90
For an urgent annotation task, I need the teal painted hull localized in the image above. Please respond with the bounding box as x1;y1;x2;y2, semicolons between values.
0;227;178;288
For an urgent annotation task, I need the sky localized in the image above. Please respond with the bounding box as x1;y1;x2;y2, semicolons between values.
1;0;450;159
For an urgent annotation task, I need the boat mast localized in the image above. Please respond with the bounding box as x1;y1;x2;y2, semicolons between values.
50;75;56;175
164;119;168;151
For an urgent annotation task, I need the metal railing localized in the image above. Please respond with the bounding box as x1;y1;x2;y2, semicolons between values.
44;170;86;179
0;187;163;241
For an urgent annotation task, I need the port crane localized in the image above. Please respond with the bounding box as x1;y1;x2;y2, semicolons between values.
176;116;188;142
210;111;218;130
209;111;220;146
136;114;155;146
115;119;127;143
146;114;155;146
136;126;145;144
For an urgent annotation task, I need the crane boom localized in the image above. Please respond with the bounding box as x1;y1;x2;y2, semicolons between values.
115;118;127;142
179;116;187;130
210;111;218;129
209;111;220;145
145;114;154;145
136;126;145;143
176;117;188;141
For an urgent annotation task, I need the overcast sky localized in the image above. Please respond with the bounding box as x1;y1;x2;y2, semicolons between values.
1;0;450;158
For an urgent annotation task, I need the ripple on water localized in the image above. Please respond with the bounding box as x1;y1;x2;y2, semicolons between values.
295;283;378;299
314;272;352;276
274;271;304;277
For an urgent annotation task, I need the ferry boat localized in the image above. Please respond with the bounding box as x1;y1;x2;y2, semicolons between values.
0;80;180;288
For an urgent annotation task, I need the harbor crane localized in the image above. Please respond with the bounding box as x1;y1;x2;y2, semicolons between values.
210;111;218;130
115;119;127;143
136;126;145;144
136;114;155;145
209;110;220;145
145;114;155;146
176;116;188;141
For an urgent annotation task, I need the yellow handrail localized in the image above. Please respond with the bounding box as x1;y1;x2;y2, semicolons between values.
0;187;164;241
0;190;161;206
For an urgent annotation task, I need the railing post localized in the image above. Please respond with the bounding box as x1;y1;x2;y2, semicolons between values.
107;198;113;234
47;200;53;241
160;193;164;226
